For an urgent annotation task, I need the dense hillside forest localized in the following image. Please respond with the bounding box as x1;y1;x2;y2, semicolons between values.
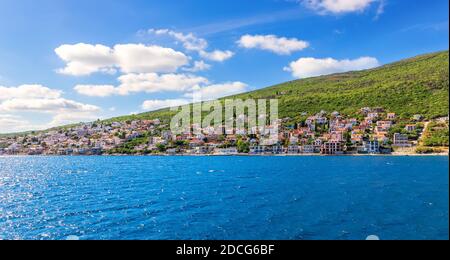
107;51;449;124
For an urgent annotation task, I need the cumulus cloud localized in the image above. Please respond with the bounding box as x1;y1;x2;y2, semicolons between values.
140;82;249;112
150;29;208;52
0;98;100;113
199;50;235;62
301;0;380;14
74;85;117;97
55;43;189;76
187;82;248;101
0;114;44;133
48;112;100;127
141;99;190;111
183;60;211;72
74;73;209;97
117;73;209;95
0;84;101;133
284;56;380;78
55;43;117;76
0;84;62;100
237;34;309;55
0;114;27;131
148;29;235;62
114;44;189;74
74;73;248;101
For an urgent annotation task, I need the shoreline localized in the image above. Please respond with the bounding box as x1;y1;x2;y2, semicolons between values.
1;153;448;158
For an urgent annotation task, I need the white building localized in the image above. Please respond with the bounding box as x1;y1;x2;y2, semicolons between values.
301;145;315;154
214;147;238;155
393;133;410;147
362;140;380;154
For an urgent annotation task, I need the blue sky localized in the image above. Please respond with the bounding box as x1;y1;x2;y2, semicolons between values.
0;0;448;133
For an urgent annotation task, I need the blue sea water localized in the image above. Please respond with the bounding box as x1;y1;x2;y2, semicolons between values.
0;156;448;240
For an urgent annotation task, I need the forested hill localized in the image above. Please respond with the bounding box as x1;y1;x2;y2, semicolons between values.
108;50;449;124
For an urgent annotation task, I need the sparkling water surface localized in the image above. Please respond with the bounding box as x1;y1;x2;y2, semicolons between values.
0;156;448;240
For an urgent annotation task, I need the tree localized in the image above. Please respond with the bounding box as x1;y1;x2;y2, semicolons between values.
156;144;167;152
237;140;250;153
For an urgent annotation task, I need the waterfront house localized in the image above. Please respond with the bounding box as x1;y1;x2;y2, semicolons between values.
393;133;410;147
166;148;178;155
287;145;300;154
7;143;21;154
214;147;238;155
361;140;380;154
301;145;315;154
250;145;265;155
189;139;205;149
321;141;344;155
28;146;44;155
194;146;209;155
272;145;284;154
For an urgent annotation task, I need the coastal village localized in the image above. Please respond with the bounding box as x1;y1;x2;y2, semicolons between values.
0;107;448;156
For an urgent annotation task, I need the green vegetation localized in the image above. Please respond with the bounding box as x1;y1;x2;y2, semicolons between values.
422;121;449;147
104;51;449;125
233;51;449;121
237;139;250;153
108;134;149;154
416;146;444;154
388;122;424;140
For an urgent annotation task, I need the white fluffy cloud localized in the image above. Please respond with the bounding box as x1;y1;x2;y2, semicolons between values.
148;29;235;62
55;44;117;76
150;29;208;52
199;50;235;62
284;56;380;78
74;85;117;97
48;112;100;127
183;60;211;72
55;43;189;76
0;114;45;133
117;73;209;95
0;84;101;133
0;98;100;113
0;85;98;113
74;73;247;101
238;34;309;55
74;73;209;97
140;82;248;112
114;44;189;74
302;0;378;14
187;82;248;101
0;84;62;100
141;99;190;111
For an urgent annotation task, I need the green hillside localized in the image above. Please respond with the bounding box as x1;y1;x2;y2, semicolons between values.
107;51;449;124
2;51;448;137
